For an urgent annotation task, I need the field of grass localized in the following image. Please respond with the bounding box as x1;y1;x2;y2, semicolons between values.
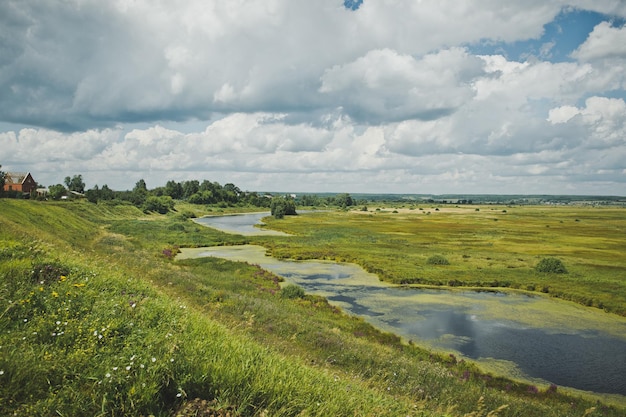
260;205;626;316
1;199;624;416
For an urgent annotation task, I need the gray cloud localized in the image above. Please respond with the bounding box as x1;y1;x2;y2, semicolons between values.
0;1;625;195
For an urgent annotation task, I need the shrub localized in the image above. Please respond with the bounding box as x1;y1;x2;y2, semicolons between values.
535;257;568;274
143;196;174;214
427;255;450;265
281;284;305;299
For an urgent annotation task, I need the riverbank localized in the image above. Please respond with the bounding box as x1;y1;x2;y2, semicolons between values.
176;241;626;399
1;199;624;416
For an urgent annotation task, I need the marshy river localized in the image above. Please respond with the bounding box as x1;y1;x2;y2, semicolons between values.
182;213;626;398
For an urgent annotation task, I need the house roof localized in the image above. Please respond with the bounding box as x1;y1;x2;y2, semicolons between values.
4;172;31;185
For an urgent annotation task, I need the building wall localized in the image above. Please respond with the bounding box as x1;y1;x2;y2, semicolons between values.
3;173;37;194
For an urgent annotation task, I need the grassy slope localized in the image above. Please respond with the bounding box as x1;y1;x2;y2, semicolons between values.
0;200;623;416
260;206;626;316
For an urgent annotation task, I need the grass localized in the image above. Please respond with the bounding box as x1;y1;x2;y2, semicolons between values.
260;205;626;315
0;199;624;416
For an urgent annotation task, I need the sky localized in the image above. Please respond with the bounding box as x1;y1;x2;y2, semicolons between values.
1;1;625;195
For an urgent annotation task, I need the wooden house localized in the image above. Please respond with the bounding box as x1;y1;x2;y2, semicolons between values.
3;172;38;194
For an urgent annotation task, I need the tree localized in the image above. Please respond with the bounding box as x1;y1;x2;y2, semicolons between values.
134;179;147;193
182;180;200;199
85;185;100;203
335;193;354;208
64;175;85;194
164;180;183;199
100;184;115;200
188;191;215;205
130;179;148;206
48;184;67;200
270;196;297;219
0;165;5;197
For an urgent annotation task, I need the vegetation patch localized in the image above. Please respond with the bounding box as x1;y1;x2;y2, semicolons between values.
427;254;451;265
535;257;568;274
281;283;306;299
1;199;625;416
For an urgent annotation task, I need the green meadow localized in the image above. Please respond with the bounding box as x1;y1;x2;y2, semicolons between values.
1;199;624;416
261;205;626;316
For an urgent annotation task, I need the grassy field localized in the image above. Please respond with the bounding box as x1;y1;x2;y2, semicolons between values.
1;199;624;416
260;205;626;316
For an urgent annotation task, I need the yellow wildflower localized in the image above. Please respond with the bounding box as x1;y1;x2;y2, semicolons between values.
51;291;59;298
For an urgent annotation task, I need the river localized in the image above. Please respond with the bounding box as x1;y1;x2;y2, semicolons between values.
181;212;626;398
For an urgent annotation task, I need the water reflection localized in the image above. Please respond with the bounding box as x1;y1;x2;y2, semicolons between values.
177;243;626;397
194;212;290;236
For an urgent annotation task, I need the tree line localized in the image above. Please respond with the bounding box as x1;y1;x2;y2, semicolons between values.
0;167;356;217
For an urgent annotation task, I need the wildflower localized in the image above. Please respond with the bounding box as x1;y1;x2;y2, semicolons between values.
73;283;85;288
56;321;61;325
51;291;59;298
126;366;131;371
140;364;145;369
112;367;118;371
105;373;111;378
0;370;4;375
60;275;67;281
151;357;156;362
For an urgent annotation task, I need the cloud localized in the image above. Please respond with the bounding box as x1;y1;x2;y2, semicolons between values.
0;0;579;131
572;22;626;62
0;1;625;195
549;97;626;147
319;47;484;123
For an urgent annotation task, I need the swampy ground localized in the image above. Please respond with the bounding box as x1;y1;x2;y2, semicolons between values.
0;199;624;416
261;204;626;316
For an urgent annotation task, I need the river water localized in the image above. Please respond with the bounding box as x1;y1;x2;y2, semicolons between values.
182;213;626;397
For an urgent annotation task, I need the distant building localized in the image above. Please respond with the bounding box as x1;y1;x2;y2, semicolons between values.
3;172;38;194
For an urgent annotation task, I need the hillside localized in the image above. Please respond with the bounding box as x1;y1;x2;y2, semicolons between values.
0;199;623;416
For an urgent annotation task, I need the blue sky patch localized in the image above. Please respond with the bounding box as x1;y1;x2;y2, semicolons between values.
468;9;624;63
344;0;363;11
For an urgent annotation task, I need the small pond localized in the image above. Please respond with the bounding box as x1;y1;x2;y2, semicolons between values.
180;214;626;398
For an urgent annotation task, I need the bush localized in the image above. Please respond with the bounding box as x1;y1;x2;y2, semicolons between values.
143;196;174;214
281;284;305;299
427;255;450;265
535;257;568;274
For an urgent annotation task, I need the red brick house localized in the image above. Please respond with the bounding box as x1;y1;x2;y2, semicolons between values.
3;172;38;194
